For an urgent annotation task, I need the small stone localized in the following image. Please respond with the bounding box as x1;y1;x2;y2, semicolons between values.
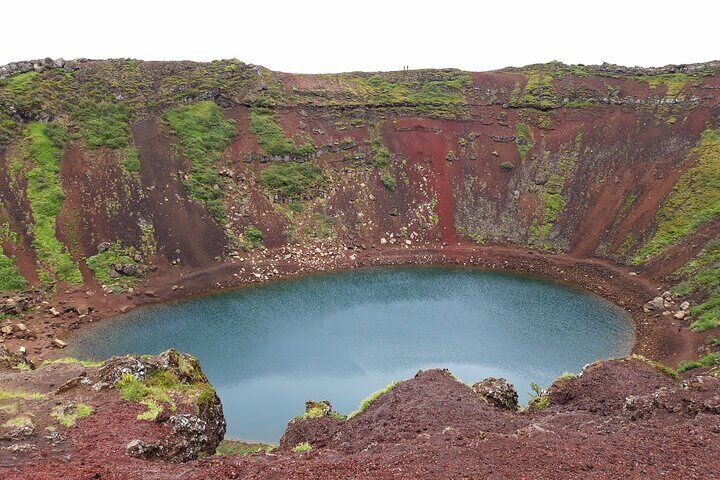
52;339;67;349
680;301;690;310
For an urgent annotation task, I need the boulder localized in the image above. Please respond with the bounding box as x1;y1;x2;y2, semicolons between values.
645;296;665;311
471;377;519;410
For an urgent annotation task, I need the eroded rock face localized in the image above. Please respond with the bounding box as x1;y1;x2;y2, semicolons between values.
102;349;225;462
471;377;519;410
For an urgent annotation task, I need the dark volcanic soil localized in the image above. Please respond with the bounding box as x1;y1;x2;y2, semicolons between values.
5;360;720;480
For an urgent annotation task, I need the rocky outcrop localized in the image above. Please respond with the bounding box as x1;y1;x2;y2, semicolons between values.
471;377;519;410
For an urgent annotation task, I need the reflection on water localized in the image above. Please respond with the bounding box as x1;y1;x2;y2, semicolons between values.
67;267;634;442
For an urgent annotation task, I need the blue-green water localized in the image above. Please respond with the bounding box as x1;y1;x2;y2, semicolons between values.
67;267;633;442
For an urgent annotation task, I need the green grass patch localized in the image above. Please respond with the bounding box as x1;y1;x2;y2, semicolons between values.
116;369;215;418
292;441;312;453
122;147;141;174
516;71;557;109
85;242;140;292
0;388;46;401
529;153;576;250
52;403;94;427
633;129;720;264
164;101;236;222
0;245;27;291
515;123;533;161
380;172;397;191
41;357;103;368
2;415;33;429
249;108;316;157
73;101;132;149
348;381;400;418
671;238;720;332
25;122;82;285
4;72;38;95
242;225;263;250
635;73;692;97
677;352;720;373
260;161;325;201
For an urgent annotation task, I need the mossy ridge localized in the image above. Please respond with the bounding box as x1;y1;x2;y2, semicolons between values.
632;128;720;264
347;381;400;418
163;101;236;223
344;71;471;116
671;237;720;331
513;70;558;110
249;108;316;158
85;242;141;293
25;122;82;285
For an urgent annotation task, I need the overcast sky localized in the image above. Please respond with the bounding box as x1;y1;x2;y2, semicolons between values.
3;1;718;73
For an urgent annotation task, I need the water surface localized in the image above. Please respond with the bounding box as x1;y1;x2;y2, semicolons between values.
68;267;633;442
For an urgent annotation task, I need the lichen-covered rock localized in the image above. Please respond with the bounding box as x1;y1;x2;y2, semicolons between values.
113;349;225;462
471;377;519;410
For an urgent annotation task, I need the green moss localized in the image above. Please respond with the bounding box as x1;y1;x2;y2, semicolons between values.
85;242;140;292
117;369;213;418
527;382;550;411
0;389;46;401
635;73;692;97
25;123;82;285
260;162;325;201
52;403;94;427
381;172;397;191
164;101;236;222
122;147;141;174
4;72;38;95
348;381;400;418
528;141;580;251
677;352;720;373
633;129;720;264
117;374;150;402
351;72;470;115
137;400;163;421
631;354;679;379
249;108;316;157
73;101;132;149
242;225;263;250
2;415;33;429
0;245;27;291
292;441;312;453
500;161;515;171
515;123;533;161
670;238;720;332
41;357;103;368
516;71;557;109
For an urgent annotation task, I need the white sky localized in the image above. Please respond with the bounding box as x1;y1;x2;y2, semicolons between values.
2;1;718;73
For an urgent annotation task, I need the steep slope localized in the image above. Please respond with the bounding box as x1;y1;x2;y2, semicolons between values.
0;58;718;346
